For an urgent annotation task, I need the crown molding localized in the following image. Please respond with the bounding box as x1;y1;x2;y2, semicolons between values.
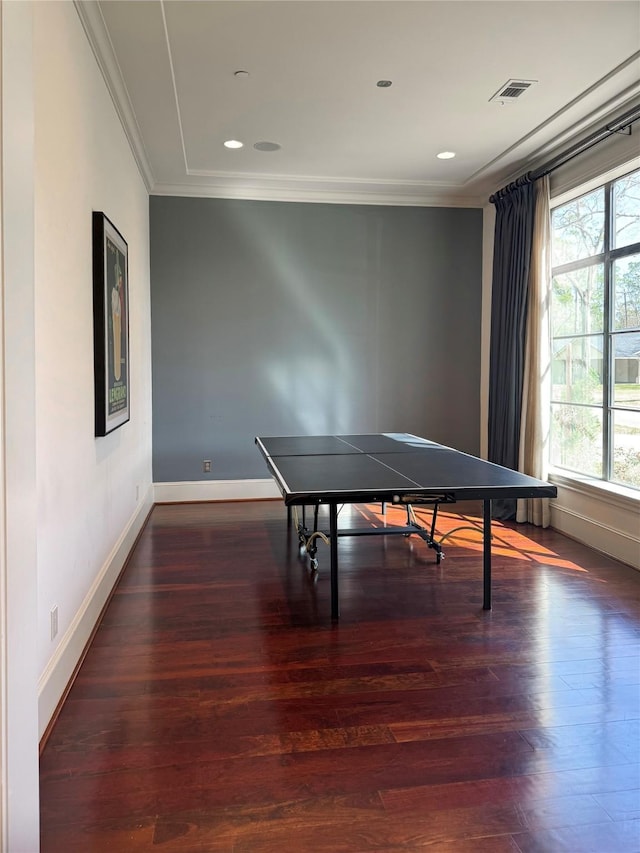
481;69;640;197
76;0;636;210
151;180;484;208
529;88;640;168
74;0;155;192
73;1;483;208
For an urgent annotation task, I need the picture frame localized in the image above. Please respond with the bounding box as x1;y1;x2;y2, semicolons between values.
92;211;130;436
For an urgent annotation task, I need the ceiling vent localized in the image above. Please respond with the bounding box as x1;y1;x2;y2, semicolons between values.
490;79;537;104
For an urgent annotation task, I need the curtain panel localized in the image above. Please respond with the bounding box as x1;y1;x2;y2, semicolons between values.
488;176;536;520
517;176;551;527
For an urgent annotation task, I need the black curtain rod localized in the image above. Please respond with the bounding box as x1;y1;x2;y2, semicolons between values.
490;103;640;203
531;102;640;181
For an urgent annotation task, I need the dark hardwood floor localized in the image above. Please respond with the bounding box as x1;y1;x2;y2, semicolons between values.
40;500;640;852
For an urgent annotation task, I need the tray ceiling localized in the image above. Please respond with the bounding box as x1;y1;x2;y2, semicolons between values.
77;0;640;205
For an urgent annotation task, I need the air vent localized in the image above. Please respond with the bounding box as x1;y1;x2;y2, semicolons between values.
490;79;537;104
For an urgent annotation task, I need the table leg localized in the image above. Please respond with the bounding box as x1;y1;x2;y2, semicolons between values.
483;499;492;610
330;502;339;621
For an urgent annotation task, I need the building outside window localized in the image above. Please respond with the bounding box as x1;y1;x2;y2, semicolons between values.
550;167;640;490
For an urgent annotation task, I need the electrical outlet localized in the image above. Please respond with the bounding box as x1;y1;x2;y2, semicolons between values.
50;606;58;641
203;459;212;473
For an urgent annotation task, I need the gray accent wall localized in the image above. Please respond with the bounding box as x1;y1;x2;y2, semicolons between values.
150;197;483;482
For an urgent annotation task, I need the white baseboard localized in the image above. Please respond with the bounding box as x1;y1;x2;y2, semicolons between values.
153;478;281;503
37;485;154;739
551;504;640;571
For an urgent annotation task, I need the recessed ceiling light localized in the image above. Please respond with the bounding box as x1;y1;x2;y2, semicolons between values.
377;80;392;88
223;140;243;149
437;151;456;159
253;141;281;152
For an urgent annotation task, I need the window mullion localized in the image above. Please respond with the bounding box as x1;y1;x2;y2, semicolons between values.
550;166;639;491
603;181;612;482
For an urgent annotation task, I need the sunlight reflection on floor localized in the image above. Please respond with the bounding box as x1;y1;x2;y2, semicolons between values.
343;503;591;573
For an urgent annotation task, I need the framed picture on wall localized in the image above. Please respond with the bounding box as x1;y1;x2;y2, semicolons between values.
92;211;130;436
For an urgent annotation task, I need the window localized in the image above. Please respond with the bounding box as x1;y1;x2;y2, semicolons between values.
550;168;640;490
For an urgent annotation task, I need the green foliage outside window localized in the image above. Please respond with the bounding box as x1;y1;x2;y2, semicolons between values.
551;169;640;490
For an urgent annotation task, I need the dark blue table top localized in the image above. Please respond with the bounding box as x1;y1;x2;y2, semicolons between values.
255;434;557;505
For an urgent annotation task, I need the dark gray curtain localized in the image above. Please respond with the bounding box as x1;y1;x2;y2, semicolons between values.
488;175;536;520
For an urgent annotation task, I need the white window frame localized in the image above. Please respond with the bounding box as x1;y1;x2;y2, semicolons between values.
549;159;640;510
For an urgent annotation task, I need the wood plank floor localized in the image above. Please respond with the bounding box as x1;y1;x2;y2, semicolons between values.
40;500;640;852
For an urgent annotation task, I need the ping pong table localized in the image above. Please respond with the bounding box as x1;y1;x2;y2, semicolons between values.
255;433;557;620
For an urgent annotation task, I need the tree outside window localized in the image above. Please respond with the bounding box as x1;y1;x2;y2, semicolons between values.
550;168;640;489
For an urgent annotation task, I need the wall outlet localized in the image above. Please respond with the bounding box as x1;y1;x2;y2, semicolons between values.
50;605;58;641
203;459;212;473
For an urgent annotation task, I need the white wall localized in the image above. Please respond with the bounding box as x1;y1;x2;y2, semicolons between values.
34;1;153;736
1;3;40;848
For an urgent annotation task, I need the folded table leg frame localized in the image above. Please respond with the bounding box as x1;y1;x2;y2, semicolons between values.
287;498;493;620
